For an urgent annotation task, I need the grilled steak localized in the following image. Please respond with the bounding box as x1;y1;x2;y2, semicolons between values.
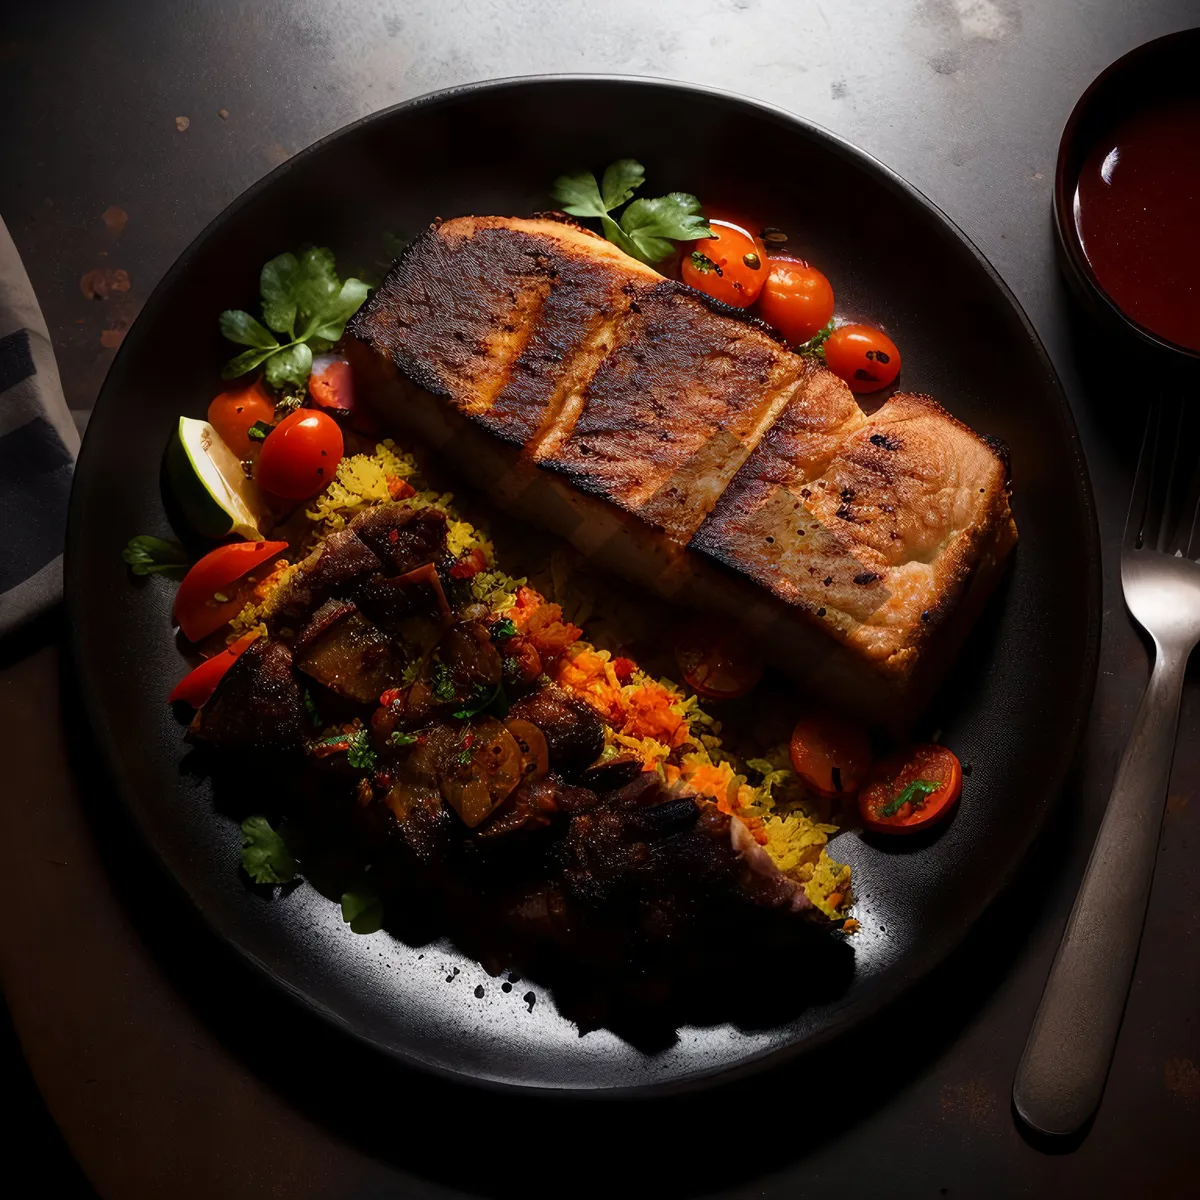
346;215;1017;729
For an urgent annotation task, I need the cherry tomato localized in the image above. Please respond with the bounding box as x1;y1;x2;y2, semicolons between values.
674;618;764;700
823;324;902;394
207;379;275;459
168;632;260;707
255;408;344;500
858;744;962;835
755;258;835;346
788;712;873;799
173;539;288;642
680;220;767;308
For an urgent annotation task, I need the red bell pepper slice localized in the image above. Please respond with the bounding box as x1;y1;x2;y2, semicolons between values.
168;632;260;707
172;539;288;642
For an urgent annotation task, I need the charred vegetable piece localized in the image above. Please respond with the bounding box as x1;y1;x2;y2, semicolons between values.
348;504;448;575
188;639;305;749
504;718;551;781
269;529;381;623
437;717;524;828
505;685;605;778
294;607;407;704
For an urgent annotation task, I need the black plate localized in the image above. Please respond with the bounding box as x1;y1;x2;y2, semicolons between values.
65;77;1100;1095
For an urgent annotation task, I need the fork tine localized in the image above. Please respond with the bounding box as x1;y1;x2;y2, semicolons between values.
1183;436;1200;560
1124;399;1160;553
1155;400;1187;554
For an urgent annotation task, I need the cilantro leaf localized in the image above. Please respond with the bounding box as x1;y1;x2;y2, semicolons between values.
346;728;377;771
389;730;418;747
550;161;712;266
246;420;273;442
122;535;189;577
240;815;297;884
619;193;712;264
221;246;368;384
341;886;383;934
879;779;943;818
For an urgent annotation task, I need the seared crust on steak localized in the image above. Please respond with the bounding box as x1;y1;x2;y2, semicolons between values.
347;216;1017;729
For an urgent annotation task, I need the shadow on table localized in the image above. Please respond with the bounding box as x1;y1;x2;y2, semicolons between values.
58;646;1095;1200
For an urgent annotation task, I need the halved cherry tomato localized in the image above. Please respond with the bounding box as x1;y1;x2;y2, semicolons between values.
308;356;354;412
680;220;767;308
674;619;764;700
823;324;901;394
173;539;288;642
788;712;873;799
505;718;551;781
858;744;962;835
438;717;524;827
168;631;260;707
208;379;276;459
755;258;835;346
255;408;344;500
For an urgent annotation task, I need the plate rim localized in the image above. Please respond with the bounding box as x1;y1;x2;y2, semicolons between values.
65;72;1103;1098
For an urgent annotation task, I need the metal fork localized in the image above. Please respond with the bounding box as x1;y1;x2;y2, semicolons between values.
1013;398;1200;1136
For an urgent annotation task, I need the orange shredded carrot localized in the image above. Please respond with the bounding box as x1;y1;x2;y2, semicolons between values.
385;474;415;500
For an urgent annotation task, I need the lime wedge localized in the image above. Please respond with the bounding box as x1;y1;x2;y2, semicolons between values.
166;416;269;540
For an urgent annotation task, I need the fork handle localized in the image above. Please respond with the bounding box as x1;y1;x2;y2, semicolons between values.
1013;641;1188;1135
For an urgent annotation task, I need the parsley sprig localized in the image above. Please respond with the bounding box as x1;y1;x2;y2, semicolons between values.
551;159;713;266
795;320;836;359
219;247;369;386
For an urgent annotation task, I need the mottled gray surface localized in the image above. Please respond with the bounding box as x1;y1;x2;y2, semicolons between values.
1;2;1199;1197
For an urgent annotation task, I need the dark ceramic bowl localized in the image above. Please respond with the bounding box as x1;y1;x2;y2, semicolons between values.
1054;29;1200;362
66;76;1100;1095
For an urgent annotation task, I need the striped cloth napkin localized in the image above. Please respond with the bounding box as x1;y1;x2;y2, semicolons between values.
0;219;80;636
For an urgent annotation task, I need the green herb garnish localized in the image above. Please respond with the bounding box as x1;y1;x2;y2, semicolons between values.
340;886;383;935
879;779;942;819
489;616;518;641
431;662;456;703
688;250;721;276
302;688;322;729
220;247;369;386
795;320;836;359
121;535;188;577
240;815;297;884
346;728;377;771
551;159;713;266
452;682;501;720
389;731;418;747
246;420;274;442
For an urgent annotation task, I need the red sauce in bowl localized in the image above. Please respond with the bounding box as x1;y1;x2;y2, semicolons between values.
1073;96;1200;352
